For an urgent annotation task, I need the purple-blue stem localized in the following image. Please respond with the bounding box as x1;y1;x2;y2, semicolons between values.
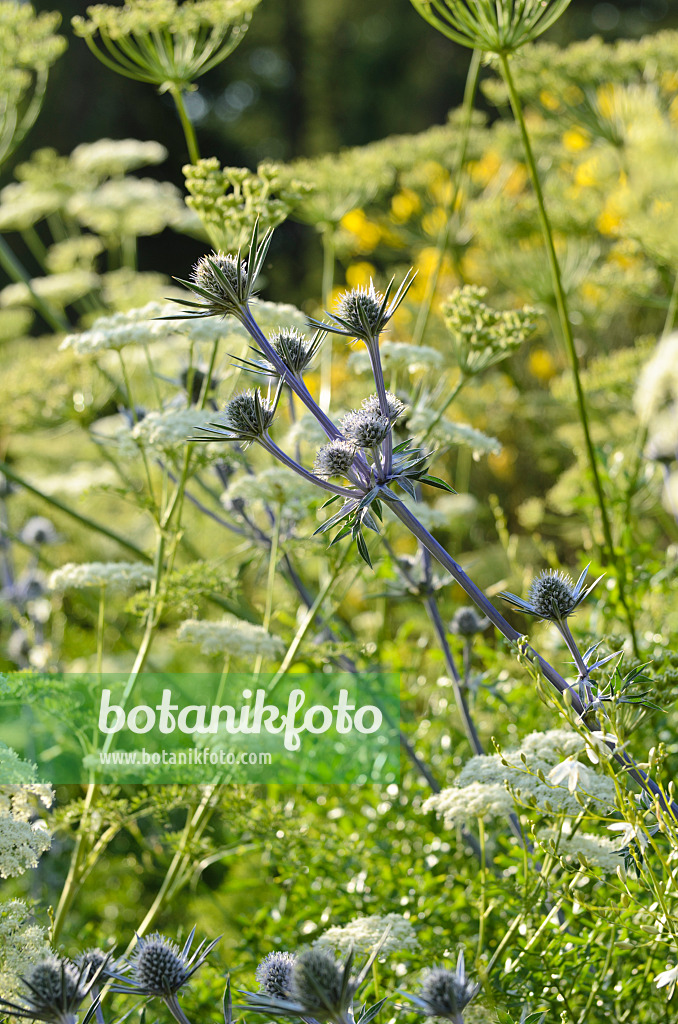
259;434;359;499
241;307;372;487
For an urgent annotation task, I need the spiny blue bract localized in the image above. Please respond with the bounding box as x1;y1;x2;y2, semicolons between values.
289;949;343;1018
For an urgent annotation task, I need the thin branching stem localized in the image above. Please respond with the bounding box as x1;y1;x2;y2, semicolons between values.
499;52;640;658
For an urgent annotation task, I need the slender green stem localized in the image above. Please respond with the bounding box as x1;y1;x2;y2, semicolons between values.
96;586;106;677
125;787;218;951
663;269;678;338
20;226;48;268
0;461;151;560
268;547;352;691
169;85;200;164
0;233;68;332
254;508;281;676
499;52;639;658
51;784;96;943
319;229;336;413
411;48;481;347
475;817;487;970
421;374;466;445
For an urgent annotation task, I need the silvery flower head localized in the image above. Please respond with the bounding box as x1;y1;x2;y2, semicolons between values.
289;949;344;1020
340;409;390;449
0;955;96;1024
238;929;390;1024
255;952;296;1000
362;391;406;423
190;253;248;314
174;222;273;326
314;440;357;479
270;328;318;375
19;517;58;547
74;950;114;987
110;928;219;998
501;564;603;623
410;0;572;54
308;270;415;349
402;952;479;1024
450;606;489;637
192;384;282;448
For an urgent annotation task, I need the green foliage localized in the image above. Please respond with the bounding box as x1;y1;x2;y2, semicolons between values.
2;9;678;1024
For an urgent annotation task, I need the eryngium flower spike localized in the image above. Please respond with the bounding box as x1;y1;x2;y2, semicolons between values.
340;409;391;449
74;950;114;986
237;928;391;1023
501;564;603;623
289;950;344;1020
0;955;101;1024
450;606;489;637
410;0;572;54
362;391;406;422
401;952;479;1024
173;220;273;325
308;271;416;348
314;440;357;479
110;928;219;997
190;381;283;448
233;327;326;379
255;952;296;1000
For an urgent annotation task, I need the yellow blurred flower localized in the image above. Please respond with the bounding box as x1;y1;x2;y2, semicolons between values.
575;155;604;188
422;206;447;237
596;83;616;120
340;208;381;253
539;90;560;112
660;70;678;95
469;149;502;186
581;281;604;305
430;174;454;206
488;445;517;481
562;128;590;153
390;188;421;223
345;262;377;288
528;347;557;383
460;245;488;285
505;164;527;197
597;207;622;235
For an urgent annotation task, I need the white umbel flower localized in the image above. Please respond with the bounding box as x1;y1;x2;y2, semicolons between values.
313;914;418;958
49;562;154;591
177;617;284;659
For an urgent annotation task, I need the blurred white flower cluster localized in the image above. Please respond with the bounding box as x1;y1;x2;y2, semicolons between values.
0;900;51;1001
49;562;154;591
313;913;419;958
177;616;284;659
0;745;52;880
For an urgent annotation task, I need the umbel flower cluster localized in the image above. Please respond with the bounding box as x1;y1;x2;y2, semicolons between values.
0;925;480;1024
72;0;260;93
